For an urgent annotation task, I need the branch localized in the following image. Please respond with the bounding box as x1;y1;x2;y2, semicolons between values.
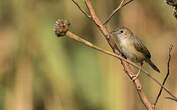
71;0;91;19
103;0;134;25
84;0;153;109
153;45;173;107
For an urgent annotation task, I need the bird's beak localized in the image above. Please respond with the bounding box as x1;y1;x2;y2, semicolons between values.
110;30;117;35
110;27;121;35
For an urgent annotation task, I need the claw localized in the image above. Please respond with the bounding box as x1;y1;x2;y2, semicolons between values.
132;65;142;81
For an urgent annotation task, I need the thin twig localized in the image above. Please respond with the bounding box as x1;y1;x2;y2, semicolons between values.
165;97;177;102
154;45;173;107
71;0;91;19
143;67;177;100
103;0;134;25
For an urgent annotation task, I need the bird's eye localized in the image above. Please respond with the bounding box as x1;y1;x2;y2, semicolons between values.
120;30;123;33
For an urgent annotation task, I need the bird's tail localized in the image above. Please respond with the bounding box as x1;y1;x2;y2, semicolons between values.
146;59;160;73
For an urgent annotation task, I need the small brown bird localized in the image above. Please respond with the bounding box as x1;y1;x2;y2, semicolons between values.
111;26;160;75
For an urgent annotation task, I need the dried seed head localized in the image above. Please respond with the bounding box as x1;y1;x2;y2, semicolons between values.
166;0;177;6
54;19;70;37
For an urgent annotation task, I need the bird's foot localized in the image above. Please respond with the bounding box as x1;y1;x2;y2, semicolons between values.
132;73;140;81
132;68;141;81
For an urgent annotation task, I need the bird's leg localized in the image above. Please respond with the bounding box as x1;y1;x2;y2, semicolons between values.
132;62;143;81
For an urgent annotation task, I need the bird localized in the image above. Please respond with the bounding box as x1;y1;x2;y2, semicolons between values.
111;26;160;78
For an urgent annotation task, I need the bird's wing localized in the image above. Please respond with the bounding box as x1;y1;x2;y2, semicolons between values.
133;36;151;59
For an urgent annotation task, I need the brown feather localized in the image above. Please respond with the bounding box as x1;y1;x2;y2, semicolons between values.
133;36;151;59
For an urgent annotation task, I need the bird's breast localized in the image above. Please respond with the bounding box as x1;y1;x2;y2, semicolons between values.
119;39;145;62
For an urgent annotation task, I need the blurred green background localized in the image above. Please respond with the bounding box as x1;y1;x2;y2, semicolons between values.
0;0;177;110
